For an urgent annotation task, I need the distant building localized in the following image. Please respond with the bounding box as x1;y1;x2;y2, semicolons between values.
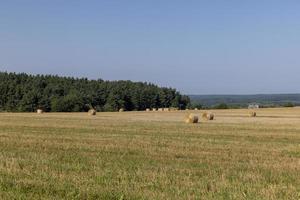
248;103;260;109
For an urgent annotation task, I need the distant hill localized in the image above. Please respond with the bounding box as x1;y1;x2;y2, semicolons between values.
189;94;300;108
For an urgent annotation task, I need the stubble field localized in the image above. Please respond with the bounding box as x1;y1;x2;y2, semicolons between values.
0;108;300;199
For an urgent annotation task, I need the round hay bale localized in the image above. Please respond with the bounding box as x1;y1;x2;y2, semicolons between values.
185;113;199;123
194;108;198;111
185;118;191;123
202;112;214;120
119;108;124;112
37;109;44;114
163;108;170;111
249;111;256;117
158;108;163;112
88;109;96;115
152;108;157;111
146;108;150;112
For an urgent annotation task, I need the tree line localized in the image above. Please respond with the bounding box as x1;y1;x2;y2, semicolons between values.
0;72;190;112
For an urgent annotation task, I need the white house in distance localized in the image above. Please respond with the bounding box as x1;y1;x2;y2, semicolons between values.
248;103;260;109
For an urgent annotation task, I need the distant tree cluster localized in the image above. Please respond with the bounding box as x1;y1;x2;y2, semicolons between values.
213;103;229;109
0;72;190;112
283;102;295;107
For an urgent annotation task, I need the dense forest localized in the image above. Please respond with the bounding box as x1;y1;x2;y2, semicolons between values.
0;72;190;112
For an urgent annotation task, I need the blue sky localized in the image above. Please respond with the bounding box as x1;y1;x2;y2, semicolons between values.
1;0;300;94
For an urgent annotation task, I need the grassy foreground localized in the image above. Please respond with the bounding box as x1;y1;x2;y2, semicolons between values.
0;108;300;199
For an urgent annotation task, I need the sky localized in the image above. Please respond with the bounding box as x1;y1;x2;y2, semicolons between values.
1;0;300;95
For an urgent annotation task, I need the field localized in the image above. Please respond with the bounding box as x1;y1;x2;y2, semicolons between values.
0;108;300;199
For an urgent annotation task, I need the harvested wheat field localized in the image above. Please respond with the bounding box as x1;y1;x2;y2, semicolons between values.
1;108;300;199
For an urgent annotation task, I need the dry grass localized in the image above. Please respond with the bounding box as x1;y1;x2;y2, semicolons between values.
0;108;300;199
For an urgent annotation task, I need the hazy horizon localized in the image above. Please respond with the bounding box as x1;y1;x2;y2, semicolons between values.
1;1;300;95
